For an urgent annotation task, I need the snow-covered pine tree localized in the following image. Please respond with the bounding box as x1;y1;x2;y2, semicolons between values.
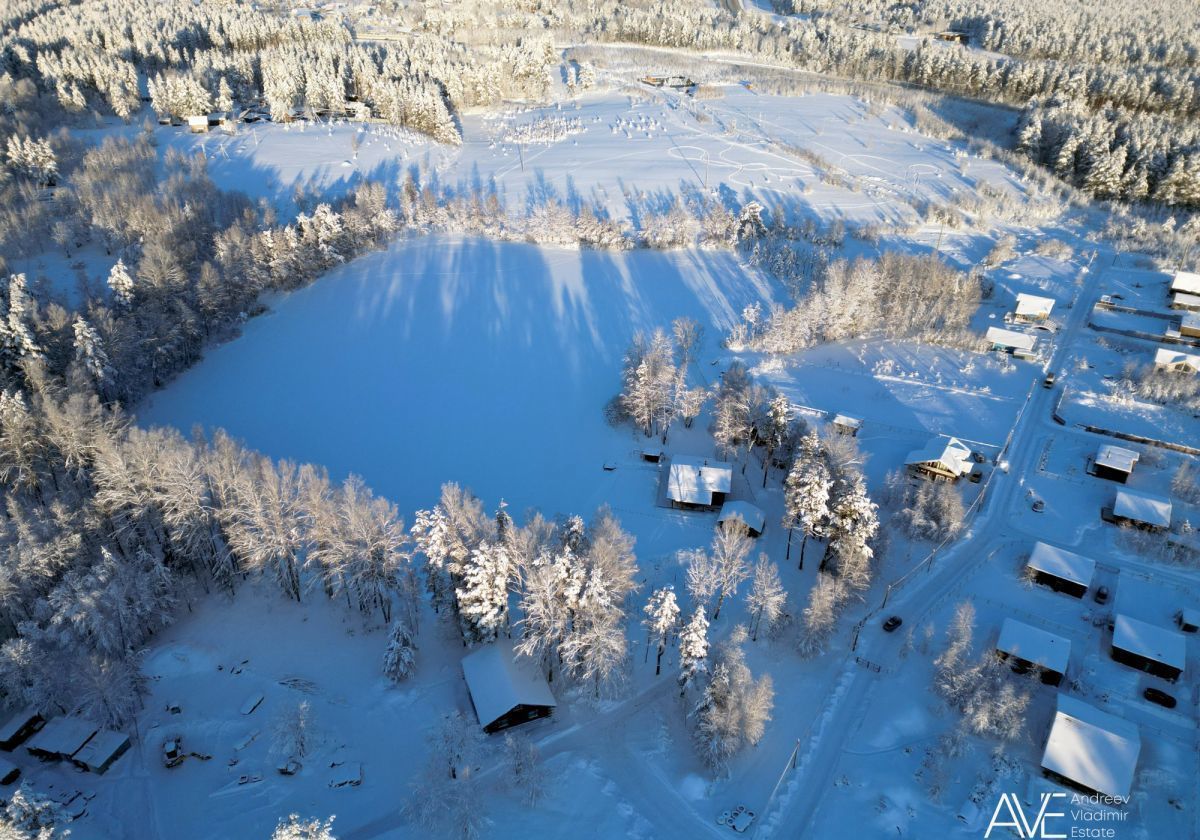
382;618;418;683
678;606;709;696
107;259;135;309
643;585;680;675
784;432;831;568
455;539;511;645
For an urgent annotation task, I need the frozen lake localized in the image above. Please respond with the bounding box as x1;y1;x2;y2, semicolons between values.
138;235;781;520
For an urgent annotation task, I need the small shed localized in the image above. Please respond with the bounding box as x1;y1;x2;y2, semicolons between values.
1154;347;1200;373
1090;445;1138;484
461;640;556;734
906;437;974;481
1169;270;1200;297
1041;695;1140;800
717;501;766;538
1180;312;1200;339
1110;614;1185;682
26;718;98;762
986;326;1037;357
1109;489;1171;531
0;707;44;751
995;618;1070;686
1025;541;1095;599
665;456;733;510
186;115;209;133
1014;293;1055;322
71;729;130;774
831;414;862;437
1177;608;1200;633
1170;291;1200;312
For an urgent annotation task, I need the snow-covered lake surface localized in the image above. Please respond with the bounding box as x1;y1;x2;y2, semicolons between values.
139;234;780;520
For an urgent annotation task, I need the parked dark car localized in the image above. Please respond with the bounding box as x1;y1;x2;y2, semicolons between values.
883;616;903;632
1094;586;1109;605
1144;687;1176;709
1032;499;1045;512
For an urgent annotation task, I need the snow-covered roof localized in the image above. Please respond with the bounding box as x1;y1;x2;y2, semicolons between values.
1170;270;1200;296
1154;347;1200;371
1113;488;1172;528
27;717;97;758
905;436;973;476
1181;312;1200;332
71;729;129;770
1042;695;1140;800
1015;293;1055;317
996;618;1071;675
0;707;40;743
832;414;862;429
717;500;766;535
186;114;208;125
667;456;733;505
1026;541;1095;588
986;326;1036;352
1095;445;1138;474
461;640;555;730
1112;614;1186;671
1172;291;1200;308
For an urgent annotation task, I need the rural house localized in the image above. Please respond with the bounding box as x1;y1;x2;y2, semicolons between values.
1089;445;1138;483
995;618;1071;686
1110;614;1185;682
1154;347;1200;373
461;640;556;734
665;456;733;510
905;437;974;481
1024;541;1095;599
1013;293;1055;322
1041;695;1140;800
1105;488;1172;531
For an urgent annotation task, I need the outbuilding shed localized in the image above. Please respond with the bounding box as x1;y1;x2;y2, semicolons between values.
995;618;1071;686
462;640;556;734
26;718;98;762
717;501;766;538
71;729;130;774
1025;541;1095;599
1041;695;1140;800
1110;614;1186;682
0;707;44;751
1108;489;1172;531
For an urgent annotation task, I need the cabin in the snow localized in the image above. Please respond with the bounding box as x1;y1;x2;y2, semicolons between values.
665;456;732;510
933;30;969;44
1012;293;1055;323
1041;695;1140;800
1104;488;1172;531
0;707;44;751
71;729;130;774
1089;444;1138;483
26;717;98;762
831;414;862;437
986;326;1037;358
905;437;974;481
1154;347;1200;373
995;618;1070;686
717;500;766;538
1110;614;1185;682
186;115;209;133
461;640;556;733
1024;541;1095;599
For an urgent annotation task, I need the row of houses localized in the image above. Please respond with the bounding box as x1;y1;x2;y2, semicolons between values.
0;708;129;775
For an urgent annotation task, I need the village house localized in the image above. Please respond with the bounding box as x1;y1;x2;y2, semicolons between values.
1110;614;1185;682
1169;269;1200;299
664;456;732;510
905;437;974;481
1012;293;1055;323
186;115;210;133
26;718;98;763
1089;444;1138;484
995;618;1071;686
461;640;556;734
1041;694;1140;800
986;326;1037;358
1154;347;1200;373
1104;488;1172;531
1024;541;1095;599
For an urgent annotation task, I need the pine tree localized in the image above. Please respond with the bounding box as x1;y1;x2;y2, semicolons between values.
643;586;680;676
678;606;709;696
456;540;510;644
72;317;113;394
784;433;831;568
382;618;418;683
107;259;135;308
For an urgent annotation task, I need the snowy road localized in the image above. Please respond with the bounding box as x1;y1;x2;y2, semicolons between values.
758;249;1108;837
